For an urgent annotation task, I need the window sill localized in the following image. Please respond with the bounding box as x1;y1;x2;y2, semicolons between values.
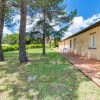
88;47;96;49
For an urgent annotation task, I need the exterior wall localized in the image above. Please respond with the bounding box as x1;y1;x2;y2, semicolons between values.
59;25;100;60
58;39;68;51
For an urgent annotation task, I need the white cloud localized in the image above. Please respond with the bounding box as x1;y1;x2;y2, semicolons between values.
14;13;42;33
3;14;20;35
64;13;100;39
3;13;100;37
12;14;20;23
53;25;60;31
3;27;13;36
3;13;41;35
3;13;65;35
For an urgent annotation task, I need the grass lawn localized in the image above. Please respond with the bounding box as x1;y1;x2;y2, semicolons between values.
0;48;100;100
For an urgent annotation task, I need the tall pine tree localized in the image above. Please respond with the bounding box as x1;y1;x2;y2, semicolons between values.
0;0;6;61
29;0;76;55
19;0;28;63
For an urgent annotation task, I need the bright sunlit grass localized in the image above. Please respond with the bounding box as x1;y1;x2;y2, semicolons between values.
0;48;100;100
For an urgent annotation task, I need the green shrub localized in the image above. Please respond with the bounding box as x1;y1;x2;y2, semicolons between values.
2;44;43;52
26;44;42;49
2;45;19;52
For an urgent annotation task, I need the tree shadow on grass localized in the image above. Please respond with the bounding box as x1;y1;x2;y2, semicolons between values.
0;50;89;100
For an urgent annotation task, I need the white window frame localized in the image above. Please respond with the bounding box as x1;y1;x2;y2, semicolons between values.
90;33;96;48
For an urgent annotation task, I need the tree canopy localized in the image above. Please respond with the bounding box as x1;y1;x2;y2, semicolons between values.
27;0;76;55
0;0;76;62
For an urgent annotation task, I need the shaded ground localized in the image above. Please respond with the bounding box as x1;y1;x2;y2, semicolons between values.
0;49;100;100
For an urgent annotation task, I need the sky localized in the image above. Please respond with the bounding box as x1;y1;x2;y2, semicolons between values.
62;0;100;38
3;0;100;38
65;0;100;19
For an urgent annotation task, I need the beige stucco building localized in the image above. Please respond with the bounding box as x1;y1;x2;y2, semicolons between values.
59;21;100;60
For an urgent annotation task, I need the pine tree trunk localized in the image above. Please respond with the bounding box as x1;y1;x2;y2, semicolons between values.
42;7;46;56
42;32;45;55
0;0;5;61
19;0;28;63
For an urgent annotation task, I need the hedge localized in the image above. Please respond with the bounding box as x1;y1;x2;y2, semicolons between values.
2;44;43;52
26;44;42;49
2;45;19;52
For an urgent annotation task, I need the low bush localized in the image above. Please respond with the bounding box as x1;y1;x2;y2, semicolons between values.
2;45;19;52
26;44;42;49
2;44;43;52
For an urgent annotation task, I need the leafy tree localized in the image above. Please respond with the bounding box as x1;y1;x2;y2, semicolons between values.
3;33;19;45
